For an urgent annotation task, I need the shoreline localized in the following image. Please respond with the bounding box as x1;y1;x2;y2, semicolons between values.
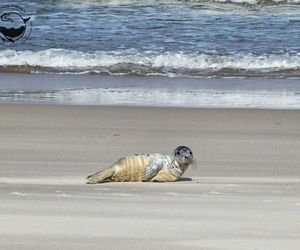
0;73;300;109
2;101;300;110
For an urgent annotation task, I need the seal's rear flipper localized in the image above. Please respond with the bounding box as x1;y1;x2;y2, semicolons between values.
86;167;115;184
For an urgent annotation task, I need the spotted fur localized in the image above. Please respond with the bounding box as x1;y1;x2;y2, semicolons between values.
86;146;193;184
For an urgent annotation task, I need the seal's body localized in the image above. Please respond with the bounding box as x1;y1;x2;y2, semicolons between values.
86;146;193;184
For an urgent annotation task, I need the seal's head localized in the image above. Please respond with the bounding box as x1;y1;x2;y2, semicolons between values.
173;145;193;165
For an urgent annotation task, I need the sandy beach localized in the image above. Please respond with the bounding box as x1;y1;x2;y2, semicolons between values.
0;104;300;250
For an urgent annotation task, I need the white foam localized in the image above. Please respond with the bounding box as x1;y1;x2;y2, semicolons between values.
2;87;300;109
33;88;300;109
0;49;299;74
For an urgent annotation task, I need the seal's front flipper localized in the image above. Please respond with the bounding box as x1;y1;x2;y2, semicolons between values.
86;167;115;184
144;163;163;181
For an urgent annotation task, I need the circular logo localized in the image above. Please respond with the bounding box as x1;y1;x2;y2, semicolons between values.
0;4;32;44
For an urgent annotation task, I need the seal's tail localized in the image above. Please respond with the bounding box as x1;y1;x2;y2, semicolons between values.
86;167;115;184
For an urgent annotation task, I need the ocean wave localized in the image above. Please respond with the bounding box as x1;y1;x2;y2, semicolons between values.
0;49;299;78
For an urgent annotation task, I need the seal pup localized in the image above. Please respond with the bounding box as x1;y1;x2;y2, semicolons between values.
86;146;193;184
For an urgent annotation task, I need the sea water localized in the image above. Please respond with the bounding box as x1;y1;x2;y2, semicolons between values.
0;0;299;108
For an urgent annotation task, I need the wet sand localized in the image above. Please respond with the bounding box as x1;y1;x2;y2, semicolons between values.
0;104;300;250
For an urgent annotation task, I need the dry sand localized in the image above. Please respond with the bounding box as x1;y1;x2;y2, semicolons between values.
0;104;299;250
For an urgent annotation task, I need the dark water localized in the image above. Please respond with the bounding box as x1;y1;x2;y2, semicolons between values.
0;0;300;78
